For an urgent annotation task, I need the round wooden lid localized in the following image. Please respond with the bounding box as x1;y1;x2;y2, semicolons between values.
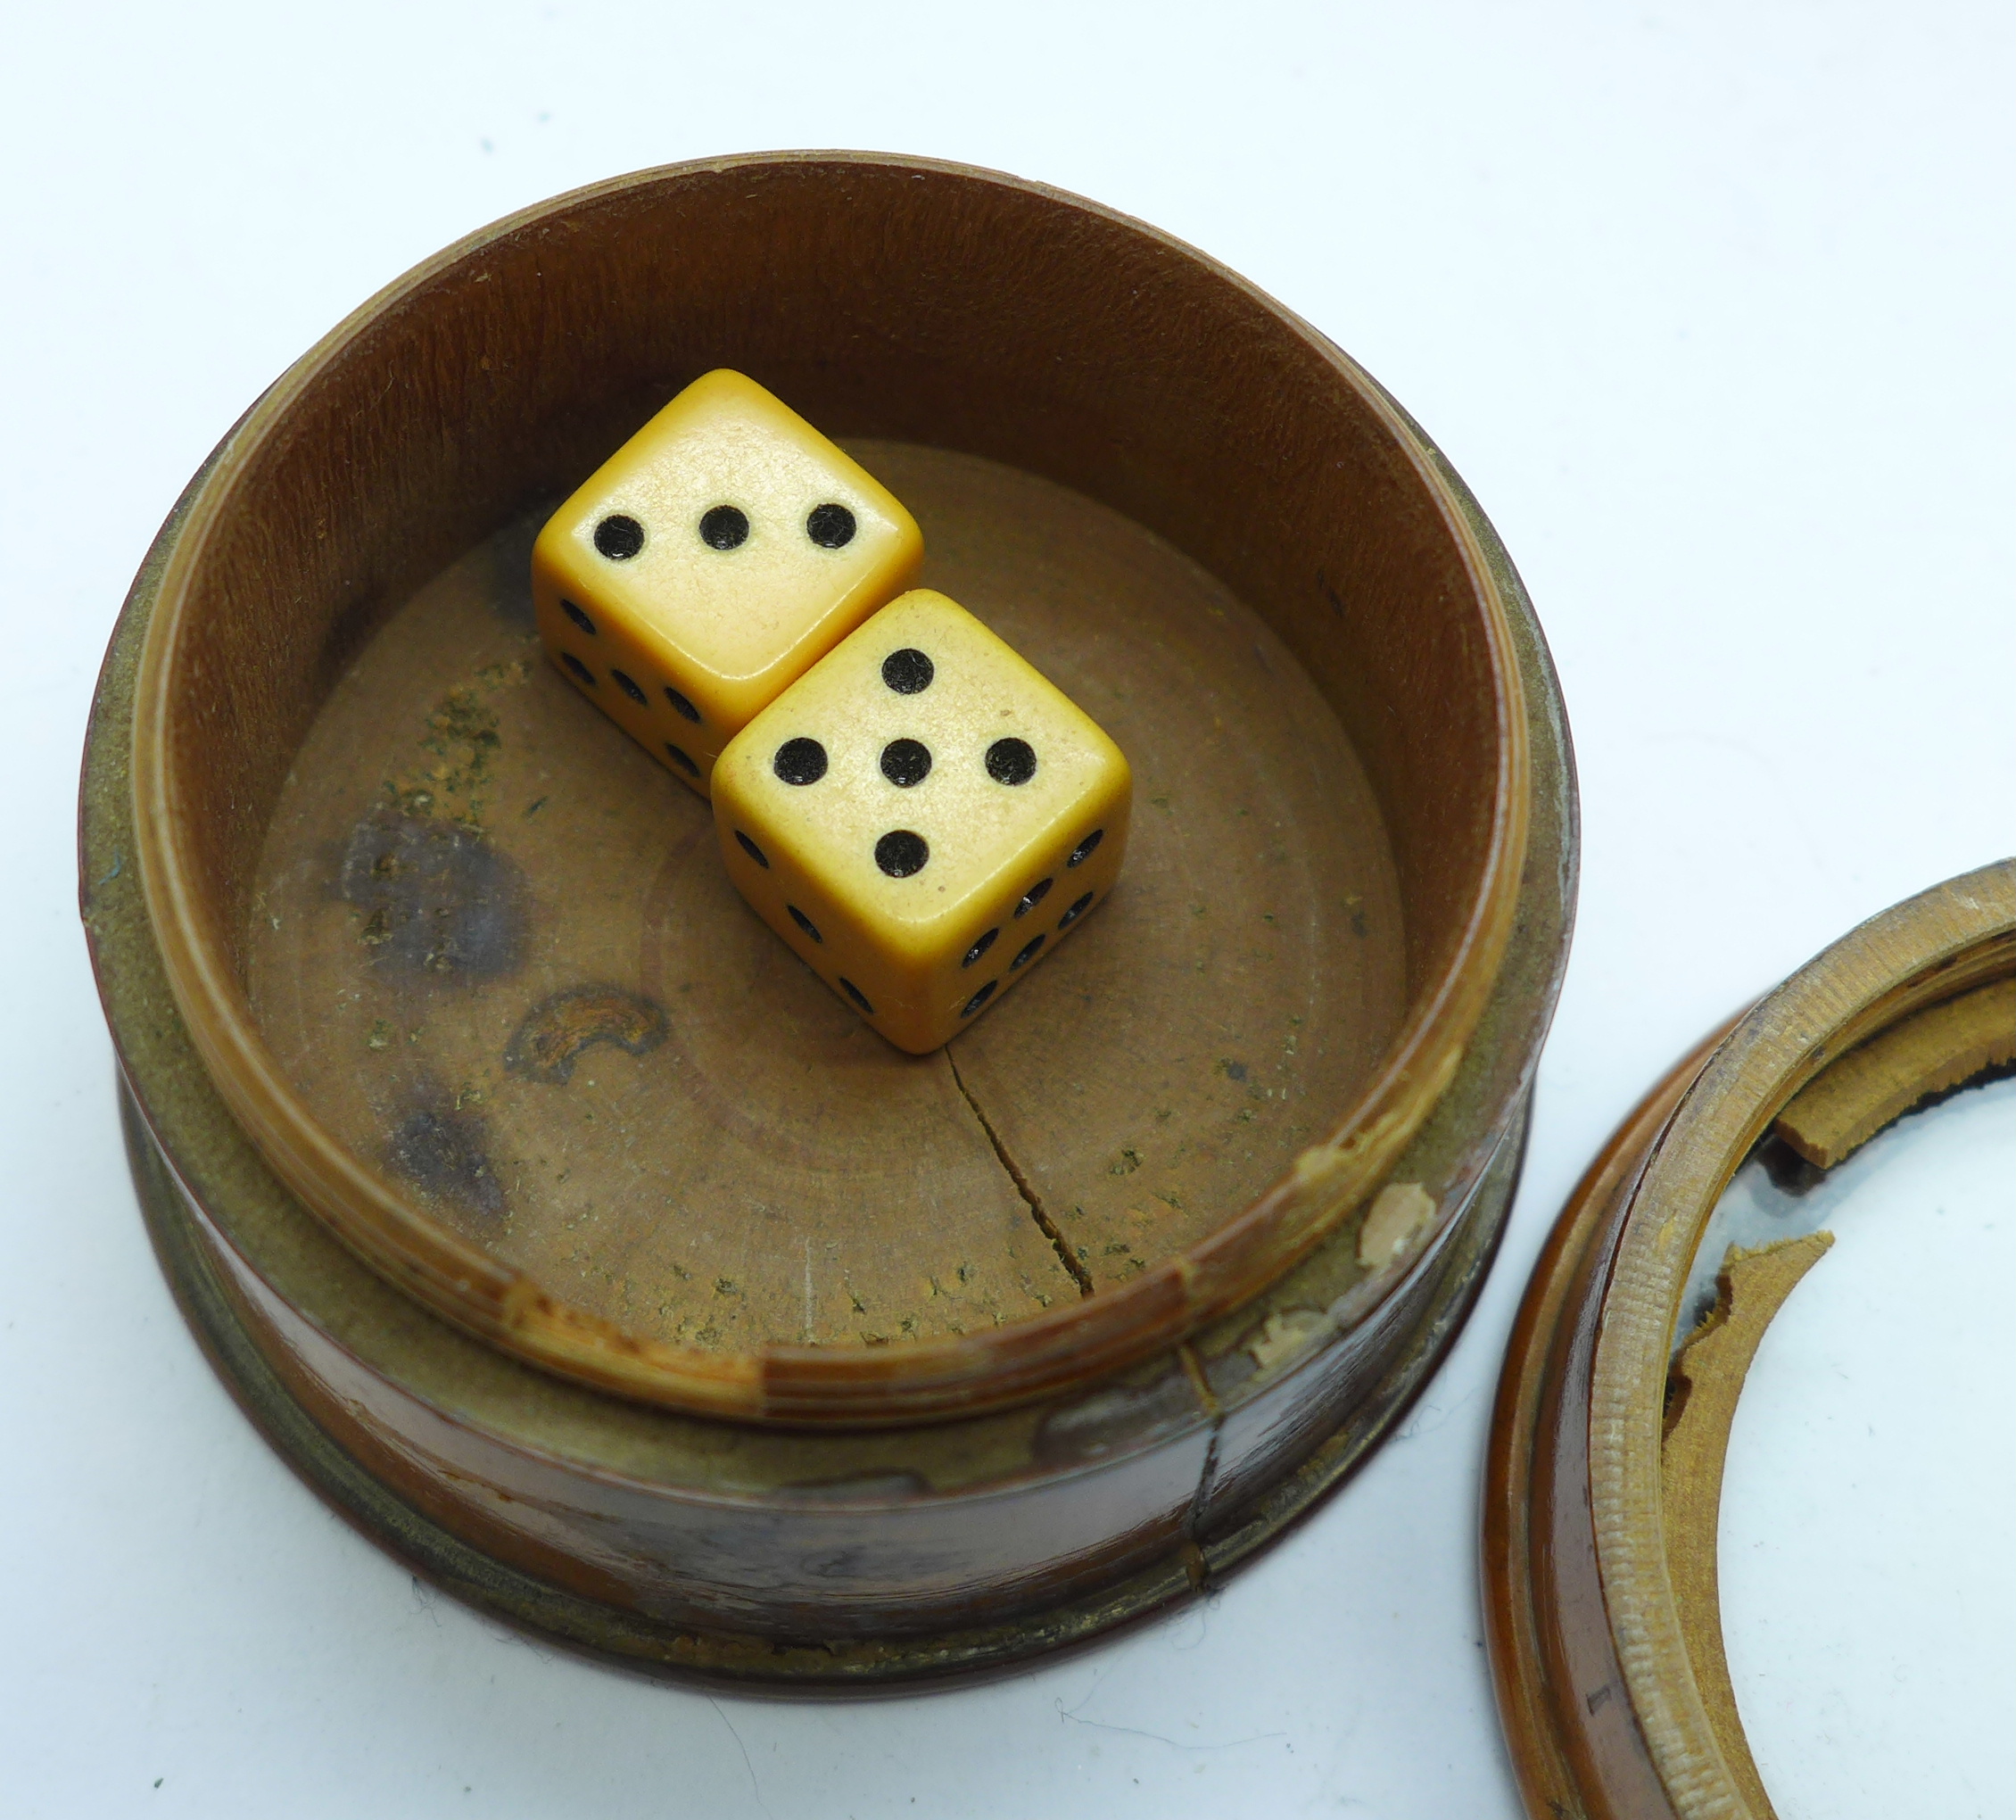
1485;859;2016;1818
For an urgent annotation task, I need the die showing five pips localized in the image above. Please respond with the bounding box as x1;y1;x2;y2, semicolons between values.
711;589;1130;1054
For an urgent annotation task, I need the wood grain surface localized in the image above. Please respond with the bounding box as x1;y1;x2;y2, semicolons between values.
247;448;1404;1350
1589;864;2015;1820
1487;862;2016;1820
1773;976;2016;1169
129;155;1529;1419
1660;1233;1834;1820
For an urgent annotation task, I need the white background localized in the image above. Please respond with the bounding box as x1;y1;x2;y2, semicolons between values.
1;3;2009;1815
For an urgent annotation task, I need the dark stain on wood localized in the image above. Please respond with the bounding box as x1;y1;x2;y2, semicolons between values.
338;811;529;980
386;1080;506;1222
246;450;1403;1351
504;985;669;1085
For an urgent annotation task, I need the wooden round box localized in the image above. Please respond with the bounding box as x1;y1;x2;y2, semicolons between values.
82;153;1576;1683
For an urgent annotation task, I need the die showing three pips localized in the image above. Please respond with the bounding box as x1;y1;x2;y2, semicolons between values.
533;368;923;789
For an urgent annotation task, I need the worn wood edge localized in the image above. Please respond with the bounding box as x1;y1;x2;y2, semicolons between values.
1587;860;2016;1820
86;426;1574;1478
1773;976;2016;1169
83;427;1562;1677
120;1073;1191;1692
1658;1234;1833;1820
1185;385;1578;1411
123;152;1538;1425
1656;973;2015;1818
123;1071;1527;1687
1202;1092;1527;1571
1483;1024;1731;1820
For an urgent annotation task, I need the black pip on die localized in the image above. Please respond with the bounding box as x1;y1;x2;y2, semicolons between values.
530;369;922;794
711;590;1131;1053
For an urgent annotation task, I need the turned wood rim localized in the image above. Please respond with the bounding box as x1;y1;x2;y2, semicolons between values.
123;1075;1528;1685
128;152;1533;1425
1485;858;2016;1819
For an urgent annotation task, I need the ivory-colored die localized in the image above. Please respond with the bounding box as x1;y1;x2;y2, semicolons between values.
711;589;1131;1054
531;369;922;793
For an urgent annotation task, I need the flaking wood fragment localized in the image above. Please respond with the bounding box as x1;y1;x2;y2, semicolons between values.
1358;1182;1436;1270
1661;1231;1835;1820
1244;1306;1326;1371
1774;977;2016;1169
